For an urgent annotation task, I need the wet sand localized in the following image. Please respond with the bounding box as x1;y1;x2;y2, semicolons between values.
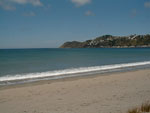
0;69;150;113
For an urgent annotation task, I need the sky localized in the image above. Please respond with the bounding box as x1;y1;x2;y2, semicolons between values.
0;0;150;48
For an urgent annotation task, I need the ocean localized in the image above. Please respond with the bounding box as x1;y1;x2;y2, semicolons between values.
0;48;150;85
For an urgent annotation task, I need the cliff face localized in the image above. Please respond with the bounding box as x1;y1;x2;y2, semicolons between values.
60;34;150;48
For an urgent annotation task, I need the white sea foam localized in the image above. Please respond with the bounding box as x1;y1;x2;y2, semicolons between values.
0;61;150;82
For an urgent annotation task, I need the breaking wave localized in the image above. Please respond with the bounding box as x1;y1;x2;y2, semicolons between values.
0;61;150;84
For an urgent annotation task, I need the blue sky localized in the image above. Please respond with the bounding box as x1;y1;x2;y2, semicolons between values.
0;0;150;48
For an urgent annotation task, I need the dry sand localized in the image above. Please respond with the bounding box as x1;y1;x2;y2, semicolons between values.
0;69;150;113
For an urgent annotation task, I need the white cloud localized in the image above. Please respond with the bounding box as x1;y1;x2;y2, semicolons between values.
0;1;16;10
144;1;150;8
71;0;91;7
11;0;43;6
23;11;36;16
0;0;43;11
85;10;94;16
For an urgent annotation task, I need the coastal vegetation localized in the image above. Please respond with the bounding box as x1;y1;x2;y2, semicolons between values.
60;34;150;48
127;101;150;113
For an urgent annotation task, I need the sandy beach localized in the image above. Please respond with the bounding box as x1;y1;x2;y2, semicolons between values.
0;69;150;113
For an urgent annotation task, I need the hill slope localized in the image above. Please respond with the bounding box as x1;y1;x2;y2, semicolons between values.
60;34;150;48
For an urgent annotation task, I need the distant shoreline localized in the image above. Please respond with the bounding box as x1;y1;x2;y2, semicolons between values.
60;45;150;48
1;46;150;50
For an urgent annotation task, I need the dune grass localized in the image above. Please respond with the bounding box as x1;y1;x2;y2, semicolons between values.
127;101;150;113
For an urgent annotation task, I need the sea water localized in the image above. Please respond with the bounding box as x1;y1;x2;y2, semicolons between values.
0;48;150;85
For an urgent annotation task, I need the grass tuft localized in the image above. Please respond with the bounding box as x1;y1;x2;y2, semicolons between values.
127;101;150;113
127;108;140;113
140;101;150;112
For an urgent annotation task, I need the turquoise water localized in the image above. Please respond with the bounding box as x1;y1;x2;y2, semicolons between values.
0;48;150;84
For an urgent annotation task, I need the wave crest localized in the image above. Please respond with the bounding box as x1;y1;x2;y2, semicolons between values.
0;61;150;82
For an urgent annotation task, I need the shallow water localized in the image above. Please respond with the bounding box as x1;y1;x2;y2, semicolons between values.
0;48;150;84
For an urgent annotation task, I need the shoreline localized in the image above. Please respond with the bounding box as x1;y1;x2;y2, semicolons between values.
0;67;149;90
60;46;150;48
1;61;150;86
0;68;150;113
